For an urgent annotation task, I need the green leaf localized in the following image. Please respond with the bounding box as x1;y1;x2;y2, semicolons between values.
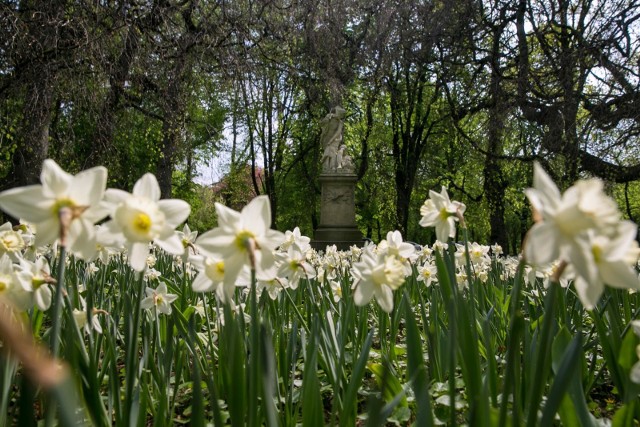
341;329;374;427
403;293;434;426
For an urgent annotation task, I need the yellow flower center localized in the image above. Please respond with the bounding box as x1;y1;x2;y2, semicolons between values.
51;198;76;215
0;231;24;252
592;244;603;264
216;261;225;274
0;281;6;292
133;213;152;234
32;277;46;289
235;230;256;251
439;207;450;221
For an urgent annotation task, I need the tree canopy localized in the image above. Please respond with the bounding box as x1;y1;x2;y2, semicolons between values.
1;0;639;250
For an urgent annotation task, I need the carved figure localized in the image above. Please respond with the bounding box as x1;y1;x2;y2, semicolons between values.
320;106;346;172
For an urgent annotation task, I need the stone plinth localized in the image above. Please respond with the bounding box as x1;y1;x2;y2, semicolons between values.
312;173;363;251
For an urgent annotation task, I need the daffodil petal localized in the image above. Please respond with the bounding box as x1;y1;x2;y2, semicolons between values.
41;159;72;198
196;228;236;258
133;173;161;201
35;218;60;247
375;284;394;313
156;232;184;255
215;203;241;230
67;219;97;260
573;275;603;311
129;242;149;272
242;195;270;236
599;261;640;290
158;199;191;228
524;222;559;266
353;280;375;307
69;166;107;206
0;186;51;223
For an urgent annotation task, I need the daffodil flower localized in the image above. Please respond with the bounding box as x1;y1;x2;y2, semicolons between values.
524;162;624;291
140;283;178;315
351;249;406;313
103;173;190;271
190;254;250;303
0;254;31;310
257;277;287;300
572;221;640;309
281;226;311;252
276;243;316;290
0;222;25;261
17;256;54;311
419;187;466;242
195;195;285;288
0;159;109;259
177;223;198;262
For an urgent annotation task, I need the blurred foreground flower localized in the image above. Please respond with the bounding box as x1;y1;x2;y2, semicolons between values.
103;174;190;271
196;195;284;291
0;159;108;259
524;162;639;308
419;186;466;242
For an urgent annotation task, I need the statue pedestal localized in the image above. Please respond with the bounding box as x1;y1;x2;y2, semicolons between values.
312;173;363;251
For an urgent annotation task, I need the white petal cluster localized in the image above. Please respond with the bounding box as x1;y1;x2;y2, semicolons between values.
194;195;285;302
103;174;191;271
524;162;640;309
351;244;407;313
419;186;466;243
0;160;109;259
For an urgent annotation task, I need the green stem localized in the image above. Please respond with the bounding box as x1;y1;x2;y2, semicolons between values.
123;272;145;425
248;269;260;426
525;282;558;427
44;246;67;427
49;246;67;357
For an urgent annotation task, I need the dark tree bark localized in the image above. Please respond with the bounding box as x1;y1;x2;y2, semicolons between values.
87;23;140;169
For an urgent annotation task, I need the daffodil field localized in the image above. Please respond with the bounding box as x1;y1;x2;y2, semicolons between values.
0;160;639;426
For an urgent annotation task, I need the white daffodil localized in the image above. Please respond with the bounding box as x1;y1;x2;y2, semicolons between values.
572;221;640;310
16;256;53;311
276;243;316;290
329;280;342;302
72;297;104;335
140;282;178;315
190;254;250;303
352;251;406;313
419;187;466;242
377;230;417;275
0;255;31;310
256;277;287;300
0;222;25;261
103;173;190;272
524;162;627;291
417;263;438;287
0;159;109;259
195;195;285;288
177;223;198;262
281;227;311;252
90;224;125;265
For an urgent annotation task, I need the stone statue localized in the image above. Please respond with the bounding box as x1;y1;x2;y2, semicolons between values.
313;105;362;250
336;144;355;173
320;106;346;172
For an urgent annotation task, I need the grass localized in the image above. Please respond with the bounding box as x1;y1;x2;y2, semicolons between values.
1;234;639;426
